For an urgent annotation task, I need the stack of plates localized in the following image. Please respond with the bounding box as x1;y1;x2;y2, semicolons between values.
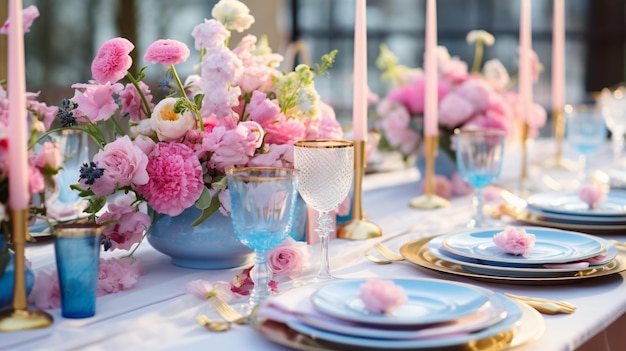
400;227;625;283
252;278;544;350
506;191;626;233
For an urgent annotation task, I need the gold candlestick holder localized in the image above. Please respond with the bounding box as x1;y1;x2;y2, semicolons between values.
409;135;450;209
0;209;53;332
543;107;576;170
337;140;382;240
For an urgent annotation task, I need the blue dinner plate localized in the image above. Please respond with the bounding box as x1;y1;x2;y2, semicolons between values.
311;278;492;326
427;235;617;278
441;227;606;266
289;293;522;349
527;191;626;217
525;205;626;225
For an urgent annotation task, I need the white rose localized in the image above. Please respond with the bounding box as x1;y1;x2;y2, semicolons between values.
151;97;196;142
130;118;155;137
211;0;255;32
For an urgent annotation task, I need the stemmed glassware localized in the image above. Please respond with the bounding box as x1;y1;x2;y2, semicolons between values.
598;86;626;169
226;167;300;313
294;139;354;281
454;129;506;228
565;104;607;182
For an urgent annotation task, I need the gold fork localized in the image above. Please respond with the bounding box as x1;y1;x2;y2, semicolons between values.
374;242;405;261
208;296;248;325
365;253;392;264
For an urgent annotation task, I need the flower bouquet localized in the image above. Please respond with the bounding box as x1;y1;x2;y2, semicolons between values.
374;30;547;197
44;0;342;255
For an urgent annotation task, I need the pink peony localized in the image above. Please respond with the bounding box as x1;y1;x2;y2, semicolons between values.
0;5;39;34
578;184;607;209
83;135;150;196
97;257;143;296
268;237;309;280
96;194;151;251
144;39;190;66
493;226;536;255
135;142;204;216
91;37;135;84
358;279;408;314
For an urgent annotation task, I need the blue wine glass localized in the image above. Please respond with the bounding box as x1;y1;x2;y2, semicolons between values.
454;129;506;228
565;104;607;182
226;167;299;313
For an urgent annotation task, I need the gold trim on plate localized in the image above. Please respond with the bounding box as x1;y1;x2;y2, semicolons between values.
399;236;626;285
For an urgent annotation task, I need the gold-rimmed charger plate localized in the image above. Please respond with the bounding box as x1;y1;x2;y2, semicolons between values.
249;300;545;351
399;236;626;284
500;204;626;235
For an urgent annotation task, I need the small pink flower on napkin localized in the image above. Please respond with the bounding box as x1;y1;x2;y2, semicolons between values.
578;184;607;209
358;279;407;314
493;226;536;255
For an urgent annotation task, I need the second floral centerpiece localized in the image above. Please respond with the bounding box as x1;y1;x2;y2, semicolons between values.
49;0;343;268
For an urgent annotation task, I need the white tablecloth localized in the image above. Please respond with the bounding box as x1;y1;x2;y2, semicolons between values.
2;139;626;351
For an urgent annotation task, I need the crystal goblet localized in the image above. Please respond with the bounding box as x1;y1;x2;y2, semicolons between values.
226;167;299;314
294;139;354;281
565;104;607;182
454;129;506;228
598;86;626;168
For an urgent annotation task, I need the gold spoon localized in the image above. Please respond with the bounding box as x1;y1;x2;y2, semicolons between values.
196;314;230;332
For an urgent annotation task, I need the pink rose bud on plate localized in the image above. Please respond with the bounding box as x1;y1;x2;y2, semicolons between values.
358;279;408;314
578;184;607;209
493;226;536;256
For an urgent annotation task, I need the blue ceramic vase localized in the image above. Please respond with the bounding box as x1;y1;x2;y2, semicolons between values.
147;197;307;270
0;237;36;308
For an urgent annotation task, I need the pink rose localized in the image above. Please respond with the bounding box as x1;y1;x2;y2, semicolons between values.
231;267;278;297
358;279;408;314
248;144;293;168
135;142;204;216
420;175;453;199
578;184;607;209
83;135;149;196
493;226;536;255
96;194;151;251
144;39;190;66
91;37;135;84
0;5;39;34
34;141;62;170
268;237;309;281
28;271;61;310
120;81;154;122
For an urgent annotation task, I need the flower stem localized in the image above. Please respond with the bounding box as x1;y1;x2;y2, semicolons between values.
125;72;152;119
170;65;204;132
471;42;484;73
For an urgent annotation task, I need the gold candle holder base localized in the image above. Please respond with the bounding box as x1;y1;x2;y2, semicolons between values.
0;209;53;332
337;140;382;240
409;135;450;210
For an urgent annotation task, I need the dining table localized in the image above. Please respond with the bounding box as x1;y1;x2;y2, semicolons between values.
2;138;626;351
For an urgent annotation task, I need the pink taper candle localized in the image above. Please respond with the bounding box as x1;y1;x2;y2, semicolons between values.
7;0;29;209
424;0;438;136
518;0;533;124
551;0;565;109
352;0;367;141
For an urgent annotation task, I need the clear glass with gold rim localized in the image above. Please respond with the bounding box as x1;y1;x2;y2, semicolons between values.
294;139;354;281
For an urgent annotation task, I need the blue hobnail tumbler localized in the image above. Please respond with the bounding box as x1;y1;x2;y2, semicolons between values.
53;223;102;319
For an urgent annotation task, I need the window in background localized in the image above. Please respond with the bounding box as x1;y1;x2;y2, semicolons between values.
290;0;625;133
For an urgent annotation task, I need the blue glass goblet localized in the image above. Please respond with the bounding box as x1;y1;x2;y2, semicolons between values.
226;167;299;313
565;104;607;182
455;129;506;228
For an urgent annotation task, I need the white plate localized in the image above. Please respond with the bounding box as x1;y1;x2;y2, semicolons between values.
441;227;605;266
288;294;525;350
527;192;626;217
428;235;617;278
311;278;491;326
